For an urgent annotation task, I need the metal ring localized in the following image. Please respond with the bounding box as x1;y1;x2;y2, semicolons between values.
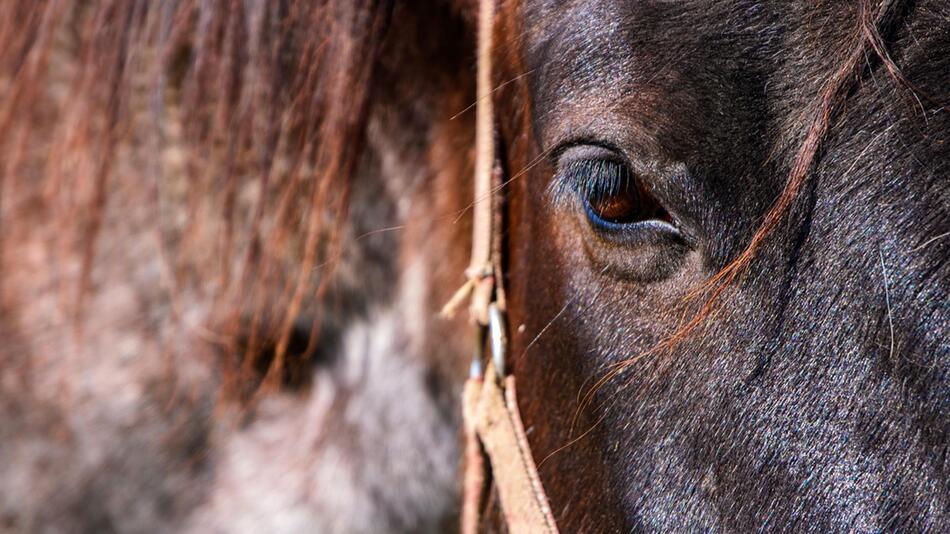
488;303;507;378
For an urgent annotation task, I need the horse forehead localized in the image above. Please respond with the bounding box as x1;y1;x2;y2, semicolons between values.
521;0;772;80
519;0;784;149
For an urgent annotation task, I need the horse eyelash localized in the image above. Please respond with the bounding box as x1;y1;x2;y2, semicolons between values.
549;159;632;207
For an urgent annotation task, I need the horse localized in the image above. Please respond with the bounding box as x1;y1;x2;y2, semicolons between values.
0;0;946;532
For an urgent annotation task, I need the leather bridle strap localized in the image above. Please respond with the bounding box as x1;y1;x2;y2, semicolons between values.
463;362;559;534
440;0;498;325
445;0;560;532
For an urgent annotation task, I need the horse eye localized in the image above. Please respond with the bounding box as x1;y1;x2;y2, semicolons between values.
578;160;670;227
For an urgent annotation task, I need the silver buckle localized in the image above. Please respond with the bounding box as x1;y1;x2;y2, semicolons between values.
470;302;507;381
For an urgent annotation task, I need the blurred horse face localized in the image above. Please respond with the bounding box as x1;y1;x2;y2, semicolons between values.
499;0;950;530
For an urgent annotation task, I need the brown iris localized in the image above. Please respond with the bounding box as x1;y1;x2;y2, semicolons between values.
586;172;670;225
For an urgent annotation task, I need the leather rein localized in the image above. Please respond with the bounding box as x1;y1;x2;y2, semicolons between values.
441;0;559;532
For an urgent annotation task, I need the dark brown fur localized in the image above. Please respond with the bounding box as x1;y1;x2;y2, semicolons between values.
500;0;948;531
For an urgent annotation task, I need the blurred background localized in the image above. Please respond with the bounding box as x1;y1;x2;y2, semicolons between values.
0;1;474;532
